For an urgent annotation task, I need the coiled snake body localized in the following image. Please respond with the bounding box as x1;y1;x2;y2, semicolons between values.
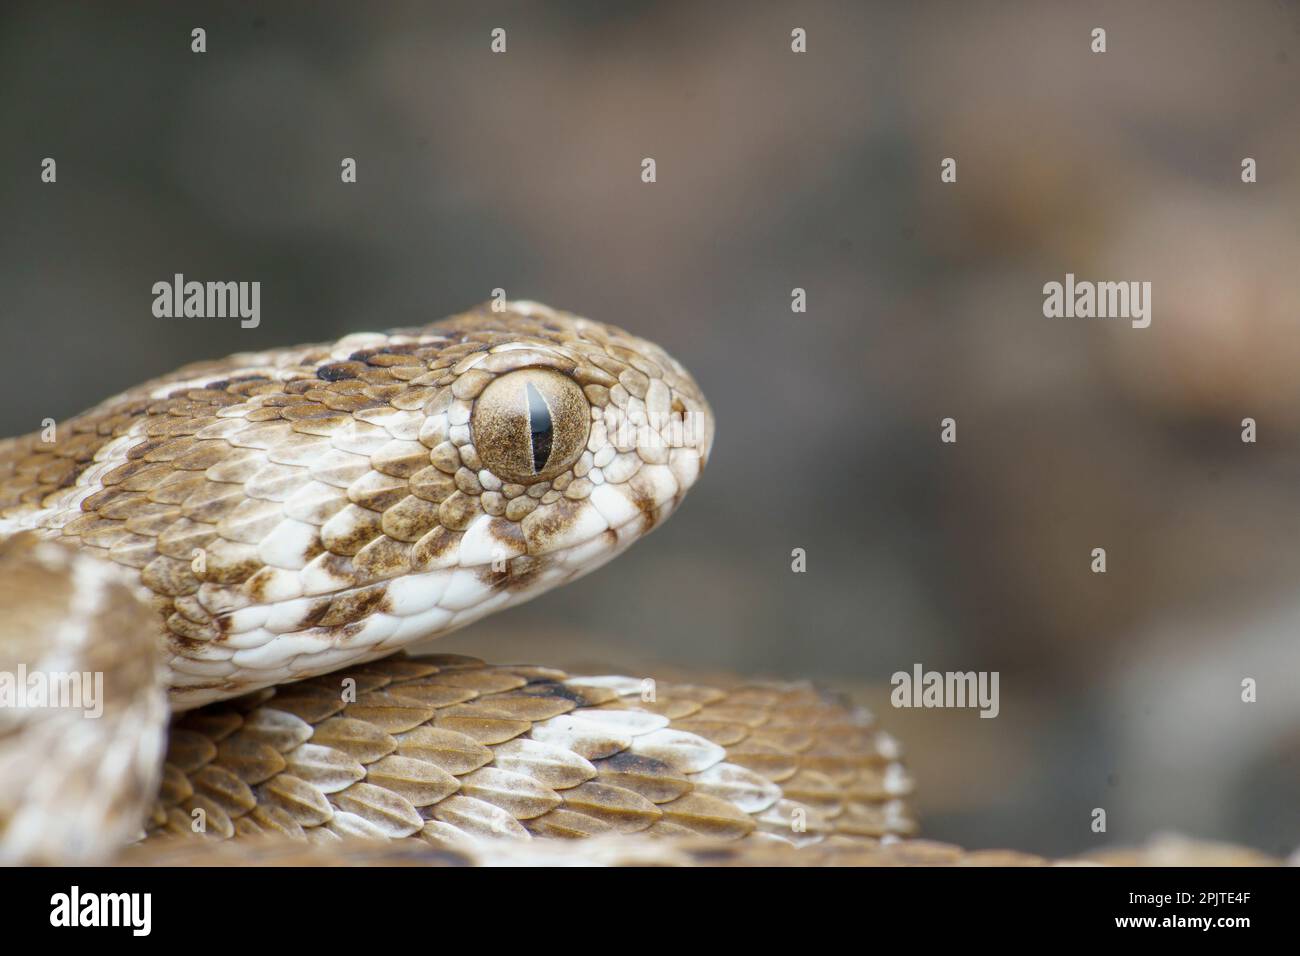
0;302;916;864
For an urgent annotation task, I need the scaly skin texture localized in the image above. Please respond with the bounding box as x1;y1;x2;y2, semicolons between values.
144;653;916;849
0;532;166;863
0;303;1274;865
0;302;714;708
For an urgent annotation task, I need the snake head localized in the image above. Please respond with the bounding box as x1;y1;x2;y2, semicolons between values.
452;301;714;552
380;300;715;594
36;301;714;704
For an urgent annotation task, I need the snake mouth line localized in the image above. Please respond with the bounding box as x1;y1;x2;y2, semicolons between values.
203;492;688;651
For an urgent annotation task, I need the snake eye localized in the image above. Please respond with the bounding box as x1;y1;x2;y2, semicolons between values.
471;368;591;484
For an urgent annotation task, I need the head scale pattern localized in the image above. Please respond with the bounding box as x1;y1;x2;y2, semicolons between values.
0;302;714;707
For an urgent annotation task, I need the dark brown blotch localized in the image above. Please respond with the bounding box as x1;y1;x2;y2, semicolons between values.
631;489;658;533
347;343;423;364
317;584;391;627
316;363;362;382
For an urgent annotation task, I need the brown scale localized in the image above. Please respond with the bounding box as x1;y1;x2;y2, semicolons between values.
144;654;916;848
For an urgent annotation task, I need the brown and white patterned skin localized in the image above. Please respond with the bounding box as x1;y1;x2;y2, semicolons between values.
11;300;925;863
0;302;714;709
144;653;915;851
0;532;167;864
0;303;1280;866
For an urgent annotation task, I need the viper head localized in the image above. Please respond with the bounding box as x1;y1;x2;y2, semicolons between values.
352;300;715;599
92;301;713;704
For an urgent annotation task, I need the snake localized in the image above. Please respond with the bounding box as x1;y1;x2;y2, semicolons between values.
0;300;922;864
0;300;1283;868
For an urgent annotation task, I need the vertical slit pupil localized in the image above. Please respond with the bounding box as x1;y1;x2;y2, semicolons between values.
525;382;553;473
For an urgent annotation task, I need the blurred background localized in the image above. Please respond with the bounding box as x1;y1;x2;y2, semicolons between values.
2;0;1299;857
